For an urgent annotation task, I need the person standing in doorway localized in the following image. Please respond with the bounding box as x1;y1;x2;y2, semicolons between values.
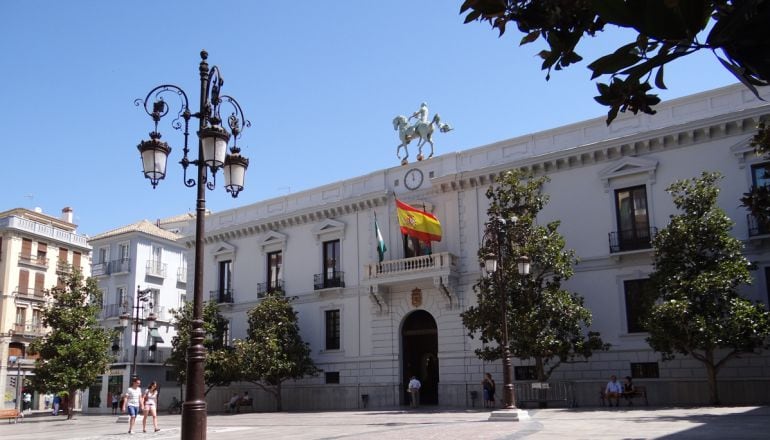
111;392;119;415
408;376;421;408
122;378;144;434
142;381;160;433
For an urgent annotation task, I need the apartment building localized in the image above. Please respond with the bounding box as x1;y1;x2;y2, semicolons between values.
0;207;91;410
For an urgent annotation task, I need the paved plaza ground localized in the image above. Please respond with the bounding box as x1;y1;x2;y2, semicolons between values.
0;406;767;439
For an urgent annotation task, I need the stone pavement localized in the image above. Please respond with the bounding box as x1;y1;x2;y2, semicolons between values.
0;406;768;439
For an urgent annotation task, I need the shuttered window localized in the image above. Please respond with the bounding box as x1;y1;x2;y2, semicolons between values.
18;269;29;294
35;272;45;296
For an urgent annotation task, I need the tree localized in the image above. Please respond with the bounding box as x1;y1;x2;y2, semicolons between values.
647;171;770;404
461;170;607;382
460;1;770;125
166;301;239;395
236;291;319;411
29;269;113;420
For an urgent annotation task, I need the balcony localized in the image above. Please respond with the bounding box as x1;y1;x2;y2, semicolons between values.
257;280;283;298
0;215;89;248
314;271;345;290
210;289;234;304
13;322;45;337
608;227;657;253
362;252;459;309
113;347;170;364
14;286;46;301
748;214;770;237
177;267;187;284
100;304;124;320
146;260;167;278
92;262;108;277
18;252;49;269
109;258;131;274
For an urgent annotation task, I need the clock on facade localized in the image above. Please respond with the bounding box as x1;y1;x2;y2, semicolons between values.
404;168;424;190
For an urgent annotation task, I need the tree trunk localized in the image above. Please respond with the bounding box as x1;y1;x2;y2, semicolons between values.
704;352;720;405
67;388;76;420
275;382;283;411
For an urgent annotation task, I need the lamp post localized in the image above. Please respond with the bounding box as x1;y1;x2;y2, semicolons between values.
120;286;157;380
482;216;530;415
135;50;250;440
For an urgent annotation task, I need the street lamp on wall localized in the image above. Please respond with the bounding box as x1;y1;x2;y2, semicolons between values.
134;50;250;440
481;216;530;412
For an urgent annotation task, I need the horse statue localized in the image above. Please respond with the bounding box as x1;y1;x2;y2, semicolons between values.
393;111;453;165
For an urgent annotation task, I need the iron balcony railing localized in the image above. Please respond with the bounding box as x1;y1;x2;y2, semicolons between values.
109;258;131;274
146;260;167;278
18;253;49;268
100;304;123;320
747;214;770;237
314;271;345;290
14;286;46;300
13;323;45;337
608;227;657;253
257;280;283;298
92;262;108;276
210;289;234;304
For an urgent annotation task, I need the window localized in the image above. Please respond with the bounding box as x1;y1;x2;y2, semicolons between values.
751;162;770;188
323;240;341;287
403;235;431;258
267;251;282;292
218;260;232;301
98;246;109;264
116;286;127;308
325;309;341;350
37;242;47;263
325;372;340;384
152;245;162;263
15;307;26;325
73;251;81;270
613;185;651;252
21;238;32;258
630;362;659;379
118;242;130;261
31;309;42;327
179;291;187;308
514;366;537;381
624;279;654;333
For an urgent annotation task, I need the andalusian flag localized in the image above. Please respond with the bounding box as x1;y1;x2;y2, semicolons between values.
396;199;442;242
375;214;387;262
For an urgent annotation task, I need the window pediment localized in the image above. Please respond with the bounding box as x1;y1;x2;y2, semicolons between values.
312;219;345;241
211;241;235;259
598;156;658;188
260;231;287;252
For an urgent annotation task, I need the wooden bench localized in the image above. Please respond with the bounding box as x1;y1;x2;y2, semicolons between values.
600;385;649;406
0;409;23;424
236;398;253;412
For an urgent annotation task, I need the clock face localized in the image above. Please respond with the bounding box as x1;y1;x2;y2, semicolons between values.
404;168;424;190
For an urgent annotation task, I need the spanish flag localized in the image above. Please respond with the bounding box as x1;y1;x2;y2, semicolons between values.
396;199;442;242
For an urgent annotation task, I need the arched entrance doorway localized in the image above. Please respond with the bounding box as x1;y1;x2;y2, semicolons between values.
401;310;439;405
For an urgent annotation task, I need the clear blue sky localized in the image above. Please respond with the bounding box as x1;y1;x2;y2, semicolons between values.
1;1;737;236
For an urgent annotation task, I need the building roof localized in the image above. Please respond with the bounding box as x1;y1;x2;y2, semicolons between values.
89;219;182;242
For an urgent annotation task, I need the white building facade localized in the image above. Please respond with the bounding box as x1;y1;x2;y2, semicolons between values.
190;84;770;410
83;219;187;412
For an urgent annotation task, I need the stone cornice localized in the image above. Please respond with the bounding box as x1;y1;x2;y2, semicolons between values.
432;106;770;193
183;192;390;246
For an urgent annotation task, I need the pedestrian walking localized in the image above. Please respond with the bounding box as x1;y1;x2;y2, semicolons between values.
408;376;421;408
142;381;160;433
122;378;144;434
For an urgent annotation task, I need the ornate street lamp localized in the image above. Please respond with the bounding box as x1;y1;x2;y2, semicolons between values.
119;286;156;380
481;216;529;420
135;50;250;440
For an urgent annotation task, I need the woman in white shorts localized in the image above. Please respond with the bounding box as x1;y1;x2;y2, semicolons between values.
142;381;160;433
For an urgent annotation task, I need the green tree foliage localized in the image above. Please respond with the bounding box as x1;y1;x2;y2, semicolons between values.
29;269;112;420
460;1;770;124
461;170;608;381
166;301;239;395
647;171;770;404
236;291;319;411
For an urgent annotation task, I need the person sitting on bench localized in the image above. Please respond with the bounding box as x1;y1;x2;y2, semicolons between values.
605;375;623;407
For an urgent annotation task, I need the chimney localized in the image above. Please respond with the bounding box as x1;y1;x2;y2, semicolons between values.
62;207;74;224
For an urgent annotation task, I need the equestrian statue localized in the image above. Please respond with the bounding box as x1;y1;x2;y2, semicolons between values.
393;102;453;165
